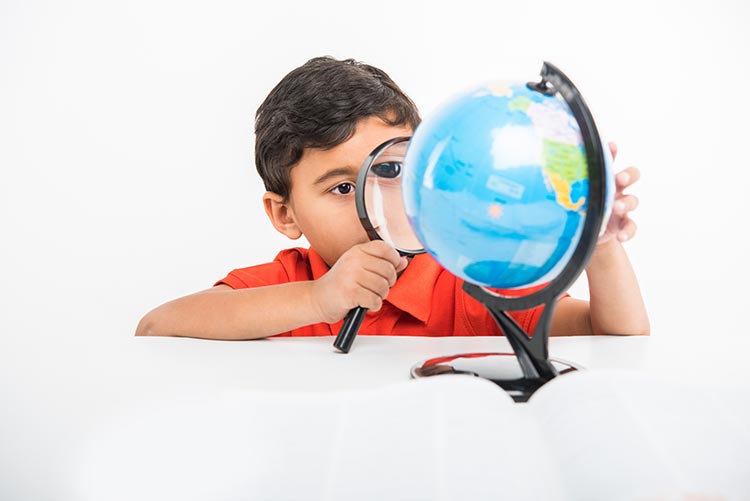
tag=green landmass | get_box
[508,96,532,112]
[543,139,586,183]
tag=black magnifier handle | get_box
[334,306,367,353]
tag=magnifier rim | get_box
[356,136,425,256]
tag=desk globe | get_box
[405,63,614,401]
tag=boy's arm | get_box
[135,281,322,340]
[550,145,649,337]
[135,241,407,340]
[551,238,649,336]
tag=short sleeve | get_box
[214,248,312,289]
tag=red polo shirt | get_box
[216,247,551,338]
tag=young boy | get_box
[136,56,649,340]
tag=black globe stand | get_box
[463,285,561,382]
[411,62,608,403]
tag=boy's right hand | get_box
[310,240,408,323]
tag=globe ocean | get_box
[403,81,613,289]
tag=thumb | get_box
[396,256,409,273]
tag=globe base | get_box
[411,353,580,403]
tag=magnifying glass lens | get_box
[363,141,423,255]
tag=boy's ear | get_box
[263,192,303,240]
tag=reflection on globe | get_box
[403,81,613,289]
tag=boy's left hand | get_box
[598,142,640,246]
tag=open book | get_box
[74,369,750,501]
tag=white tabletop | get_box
[2,334,749,500]
[119,333,749,392]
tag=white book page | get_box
[74,375,564,501]
[329,375,565,501]
[527,369,750,501]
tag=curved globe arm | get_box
[463,62,609,382]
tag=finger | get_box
[361,258,399,287]
[615,167,640,190]
[356,288,384,312]
[617,218,637,242]
[613,194,639,215]
[360,240,403,268]
[356,273,391,301]
[608,141,618,161]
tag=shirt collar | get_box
[307,247,333,282]
[385,253,442,323]
[308,247,442,324]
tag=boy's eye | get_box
[331,182,354,195]
[371,161,402,179]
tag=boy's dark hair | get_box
[255,56,421,200]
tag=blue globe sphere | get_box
[403,81,613,289]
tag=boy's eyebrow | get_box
[313,166,359,186]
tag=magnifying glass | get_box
[333,136,425,353]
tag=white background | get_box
[3,2,749,365]
[3,0,748,344]
[1,0,749,493]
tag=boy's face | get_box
[275,117,413,267]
